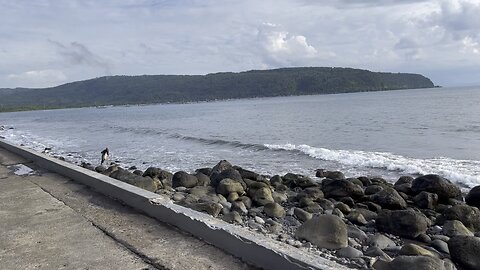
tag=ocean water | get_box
[1,86,479,188]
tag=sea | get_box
[1,86,479,188]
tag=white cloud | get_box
[0,0,480,87]
[257,23,335,67]
[6,69,67,87]
[462,36,480,54]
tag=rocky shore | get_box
[77,159,480,270]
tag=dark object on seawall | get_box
[101,148,109,165]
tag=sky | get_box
[1,0,480,88]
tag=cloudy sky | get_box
[1,0,480,88]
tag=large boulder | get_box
[172,171,198,188]
[143,167,173,187]
[297,187,324,200]
[252,187,274,206]
[395,176,414,186]
[336,246,363,258]
[294,207,312,222]
[323,171,345,180]
[211,160,233,174]
[442,220,474,237]
[373,255,447,270]
[466,186,480,208]
[210,168,243,187]
[411,174,461,202]
[295,215,348,249]
[189,202,223,217]
[367,234,397,250]
[282,173,317,188]
[321,179,364,199]
[263,202,286,218]
[376,209,429,238]
[438,204,480,231]
[371,187,407,210]
[448,236,480,270]
[234,166,267,183]
[399,243,438,257]
[194,172,211,186]
[413,191,438,210]
[216,178,245,196]
[110,168,157,192]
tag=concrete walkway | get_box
[0,148,253,270]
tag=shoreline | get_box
[2,137,480,269]
[80,152,480,269]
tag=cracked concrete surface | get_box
[0,148,254,270]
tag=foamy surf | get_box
[264,143,480,188]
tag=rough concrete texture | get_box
[0,148,253,270]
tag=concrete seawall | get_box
[0,139,349,270]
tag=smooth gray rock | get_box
[172,171,198,188]
[211,160,233,174]
[221,211,242,224]
[414,191,439,210]
[282,173,317,188]
[466,185,480,208]
[336,246,363,258]
[194,172,211,186]
[371,187,407,210]
[365,246,392,262]
[399,243,438,257]
[190,202,223,217]
[347,225,368,243]
[295,215,348,249]
[335,202,352,214]
[442,220,474,237]
[263,202,286,218]
[355,208,378,221]
[448,236,480,270]
[293,207,312,222]
[438,204,480,231]
[322,179,364,199]
[95,165,107,173]
[324,171,345,180]
[412,174,461,202]
[376,209,429,238]
[252,187,274,206]
[365,185,384,195]
[211,168,243,187]
[110,168,158,192]
[431,239,449,254]
[216,178,245,196]
[374,255,447,270]
[367,234,397,249]
[346,210,367,225]
[231,201,248,215]
[272,191,287,204]
[143,167,173,187]
[395,176,414,186]
[189,186,214,197]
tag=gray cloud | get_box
[0,0,480,88]
[49,40,112,75]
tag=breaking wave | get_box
[264,143,480,188]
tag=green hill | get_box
[0,67,434,112]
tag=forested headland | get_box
[0,67,435,112]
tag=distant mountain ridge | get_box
[0,67,434,112]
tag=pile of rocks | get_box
[89,160,480,270]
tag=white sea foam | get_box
[264,143,480,188]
